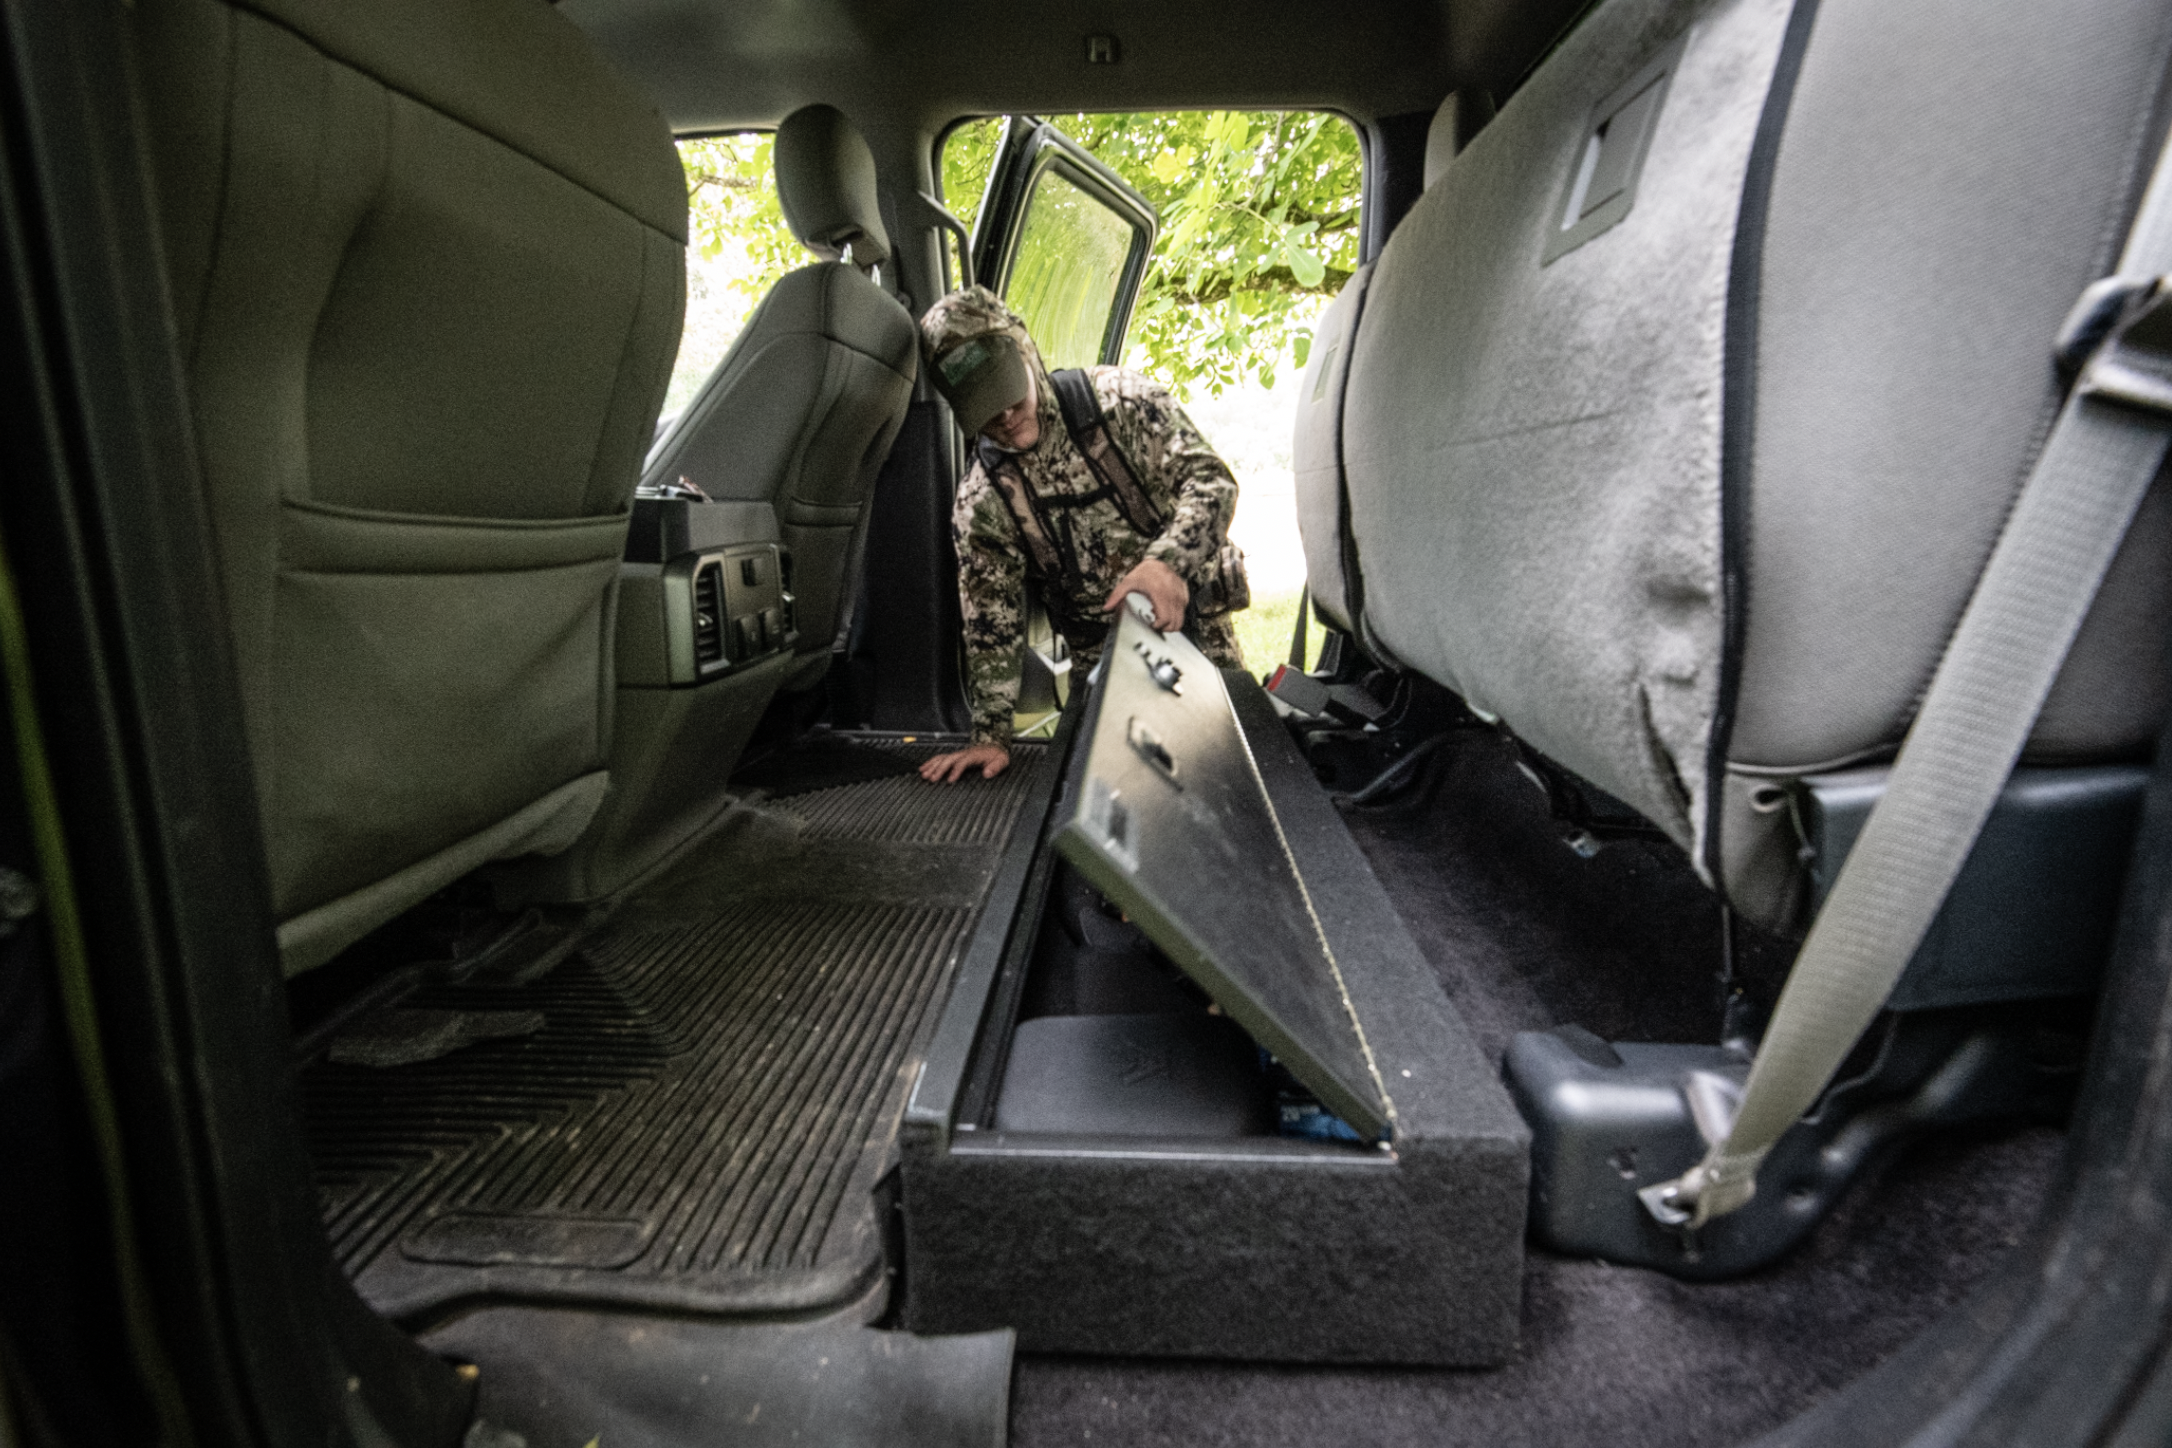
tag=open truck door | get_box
[969,116,1159,368]
[952,117,1162,726]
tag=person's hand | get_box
[920,743,1011,784]
[1103,557,1189,632]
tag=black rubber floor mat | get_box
[788,765,1036,844]
[302,745,1047,1325]
[427,1306,1011,1448]
[730,730,926,798]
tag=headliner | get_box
[562,0,1590,138]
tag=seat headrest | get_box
[1423,89,1497,191]
[775,104,891,268]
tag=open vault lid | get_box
[1051,607,1395,1142]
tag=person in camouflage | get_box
[916,287,1245,784]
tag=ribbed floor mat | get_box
[729,731,923,799]
[737,736,1028,843]
[787,768,1041,844]
[302,742,1046,1324]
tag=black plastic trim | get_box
[1359,109,1430,261]
[1756,721,2172,1446]
[845,398,975,733]
[901,696,1083,1146]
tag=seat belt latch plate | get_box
[2062,275,2172,417]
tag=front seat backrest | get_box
[131,0,688,973]
[644,105,919,693]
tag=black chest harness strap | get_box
[980,369,1164,608]
[980,367,1248,626]
[1048,368,1167,535]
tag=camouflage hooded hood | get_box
[919,286,1065,450]
[918,287,1244,747]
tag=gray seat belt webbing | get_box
[1652,135,2172,1228]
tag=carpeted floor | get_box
[1010,1125,2057,1448]
[1008,730,2066,1448]
[1336,728,1801,1061]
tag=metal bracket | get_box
[907,191,976,291]
[2060,275,2172,416]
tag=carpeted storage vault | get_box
[898,617,1531,1364]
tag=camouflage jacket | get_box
[955,366,1243,746]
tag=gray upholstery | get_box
[647,110,918,689]
[1330,0,2172,930]
[1344,0,1794,869]
[1718,0,2172,918]
[1423,89,1497,190]
[1294,91,1492,646]
[1292,264,1374,638]
[775,103,893,267]
[500,502,798,905]
[513,106,913,906]
[132,0,686,972]
[500,653,798,905]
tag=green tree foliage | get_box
[681,132,803,298]
[666,134,803,415]
[942,112,1362,396]
[667,113,1362,410]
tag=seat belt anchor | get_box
[2057,274,2172,417]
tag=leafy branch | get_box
[669,113,1364,406]
[942,110,1363,397]
[1156,263,1357,308]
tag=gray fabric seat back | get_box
[1714,0,2172,922]
[1292,263,1373,637]
[645,105,919,690]
[1294,89,1492,645]
[1337,0,2172,929]
[131,0,688,972]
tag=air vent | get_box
[692,562,727,670]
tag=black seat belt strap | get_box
[1049,369,1166,537]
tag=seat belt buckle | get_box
[2057,274,2172,417]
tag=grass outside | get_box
[1232,589,1322,679]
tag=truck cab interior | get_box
[4,0,2172,1446]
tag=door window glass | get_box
[941,118,1005,234]
[1006,168,1141,369]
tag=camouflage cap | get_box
[919,286,1043,435]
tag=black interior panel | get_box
[1051,608,1393,1139]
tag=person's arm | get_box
[1112,374,1239,590]
[923,471,1024,783]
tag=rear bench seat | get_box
[1300,0,2172,935]
[1293,0,2172,1273]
